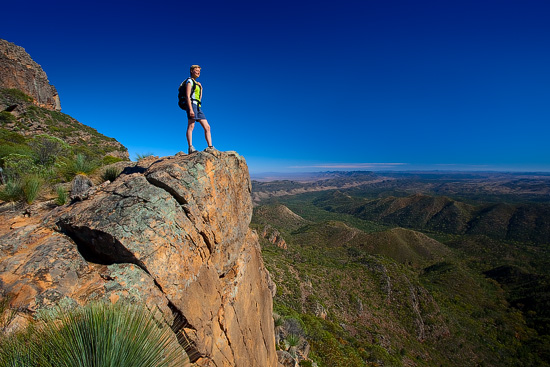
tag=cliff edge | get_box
[0,150,277,367]
[0,39,61,111]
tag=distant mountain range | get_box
[252,170,550,204]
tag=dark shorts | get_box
[186,103,206,121]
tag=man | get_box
[182,65,214,154]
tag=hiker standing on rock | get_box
[178,64,215,154]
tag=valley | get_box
[252,171,550,366]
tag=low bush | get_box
[2,154,38,181]
[102,155,124,165]
[0,179,24,203]
[1,88,33,102]
[0,111,17,124]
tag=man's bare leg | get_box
[198,119,212,147]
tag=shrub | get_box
[1,88,33,102]
[284,317,305,337]
[0,111,17,125]
[274,313,285,346]
[286,333,301,345]
[102,155,124,165]
[0,145,33,167]
[29,134,69,166]
[0,129,28,145]
[61,154,98,180]
[0,302,189,367]
[286,333,301,357]
[2,154,38,181]
[0,179,24,203]
[22,175,43,204]
[55,186,68,206]
[101,166,121,182]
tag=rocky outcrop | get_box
[0,39,128,160]
[0,150,277,367]
[0,39,61,111]
[260,225,288,249]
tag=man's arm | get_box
[186,81,195,118]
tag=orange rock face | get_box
[0,39,61,111]
[0,150,277,367]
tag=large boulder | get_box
[0,150,277,367]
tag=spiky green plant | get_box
[286,333,301,357]
[0,179,24,203]
[24,302,188,367]
[101,166,121,183]
[0,333,35,367]
[274,313,285,347]
[61,153,98,180]
[0,294,35,367]
[55,185,68,206]
[22,175,43,204]
[135,153,153,162]
[72,153,97,175]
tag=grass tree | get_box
[273,313,285,347]
[0,302,190,367]
[285,333,301,358]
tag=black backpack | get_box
[178,78,197,110]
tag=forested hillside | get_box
[252,175,550,367]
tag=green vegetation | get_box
[0,179,24,203]
[55,185,68,206]
[101,166,121,182]
[22,174,43,204]
[0,87,129,206]
[0,302,189,367]
[29,134,69,166]
[254,188,550,366]
[0,111,17,124]
[285,333,301,357]
[1,88,33,103]
[135,153,154,162]
[102,155,124,165]
[60,153,98,180]
[0,147,101,204]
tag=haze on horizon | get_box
[2,0,549,174]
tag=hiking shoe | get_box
[205,146,217,152]
[188,146,197,154]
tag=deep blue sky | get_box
[2,0,549,173]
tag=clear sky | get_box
[2,0,549,173]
